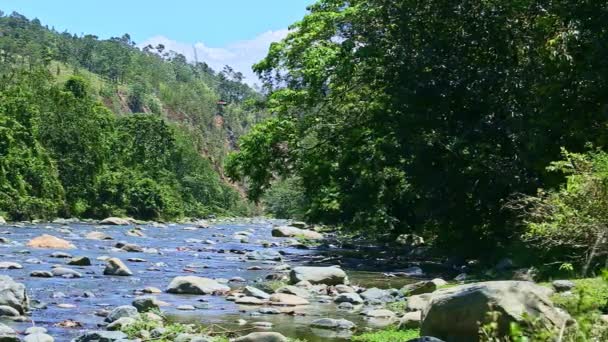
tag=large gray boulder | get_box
[290,266,347,285]
[100,217,130,225]
[420,281,572,341]
[104,258,132,276]
[105,305,139,323]
[0,276,28,315]
[272,226,323,240]
[0,323,18,342]
[166,276,230,295]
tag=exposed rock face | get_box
[420,281,572,341]
[271,226,323,240]
[27,234,75,249]
[290,266,348,285]
[0,276,29,314]
[166,276,230,295]
[100,217,131,225]
[104,258,132,276]
[233,332,288,342]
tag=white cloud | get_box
[139,29,289,86]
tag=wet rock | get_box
[177,305,195,311]
[245,250,282,261]
[25,327,47,335]
[100,217,130,225]
[401,281,437,296]
[272,226,323,240]
[68,256,91,266]
[258,307,281,315]
[132,297,160,312]
[290,266,347,285]
[116,242,143,253]
[0,305,20,317]
[334,292,364,304]
[269,293,309,306]
[72,330,129,342]
[126,228,145,237]
[24,333,54,342]
[0,323,18,342]
[395,266,424,277]
[311,318,356,330]
[50,252,72,258]
[398,311,422,329]
[85,231,113,240]
[104,258,132,276]
[235,296,266,305]
[0,262,22,270]
[360,288,391,302]
[142,287,162,294]
[276,285,310,299]
[243,286,270,299]
[127,258,146,262]
[234,332,288,342]
[364,309,396,319]
[420,281,572,340]
[105,305,139,323]
[166,276,230,295]
[25,258,41,264]
[107,317,136,331]
[27,234,75,249]
[553,280,575,293]
[230,277,246,282]
[51,267,82,278]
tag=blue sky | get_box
[0,0,315,84]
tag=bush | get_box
[262,177,307,219]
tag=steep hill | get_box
[0,11,264,220]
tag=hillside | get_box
[0,11,264,220]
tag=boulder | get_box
[334,293,364,304]
[364,309,396,319]
[360,288,391,302]
[398,311,422,329]
[243,286,270,300]
[310,318,356,330]
[166,276,230,295]
[290,266,347,285]
[0,305,20,317]
[276,285,310,299]
[30,271,53,278]
[0,323,18,342]
[269,293,309,306]
[235,296,265,305]
[27,234,75,249]
[100,217,130,225]
[132,296,160,312]
[85,231,113,240]
[401,281,437,296]
[105,305,139,323]
[71,331,128,342]
[0,276,28,315]
[68,257,91,266]
[0,262,22,270]
[245,250,282,261]
[553,280,576,293]
[104,258,132,276]
[420,281,572,340]
[234,332,288,342]
[24,333,54,342]
[290,221,307,229]
[106,317,136,331]
[272,226,323,240]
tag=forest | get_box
[0,11,262,221]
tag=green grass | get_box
[353,328,419,342]
[386,300,408,314]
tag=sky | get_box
[0,0,315,84]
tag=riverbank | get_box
[0,218,606,341]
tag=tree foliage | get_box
[228,0,608,254]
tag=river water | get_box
[0,219,415,341]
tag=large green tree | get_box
[227,0,608,253]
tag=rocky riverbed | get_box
[0,218,421,341]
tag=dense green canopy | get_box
[227,0,608,254]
